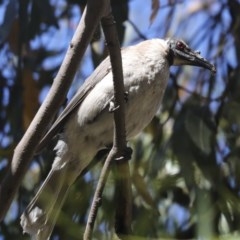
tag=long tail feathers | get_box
[21,164,71,240]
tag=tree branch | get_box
[84,3,132,239]
[0,0,108,220]
[102,14,132,238]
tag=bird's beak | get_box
[175,49,216,73]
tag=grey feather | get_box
[36,57,112,152]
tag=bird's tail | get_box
[21,155,78,240]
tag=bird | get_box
[20,38,216,239]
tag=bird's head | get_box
[167,39,216,73]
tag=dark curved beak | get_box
[176,49,216,74]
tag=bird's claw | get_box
[108,91,129,112]
[109,101,120,112]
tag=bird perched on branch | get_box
[21,38,215,239]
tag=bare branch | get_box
[84,148,116,240]
[0,0,108,220]
[84,3,132,239]
[102,9,132,238]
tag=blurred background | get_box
[0,0,240,239]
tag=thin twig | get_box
[102,9,132,237]
[83,148,117,240]
[128,19,147,40]
[84,3,132,239]
[102,11,132,238]
[176,83,225,102]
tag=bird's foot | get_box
[108,91,129,112]
[109,100,120,112]
[115,146,132,162]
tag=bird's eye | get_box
[176,41,185,50]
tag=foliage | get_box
[0,0,240,239]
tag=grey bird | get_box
[21,38,216,239]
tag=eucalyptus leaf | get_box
[185,111,212,155]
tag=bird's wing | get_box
[36,57,111,152]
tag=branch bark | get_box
[0,0,108,220]
[84,4,132,240]
[102,13,132,239]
